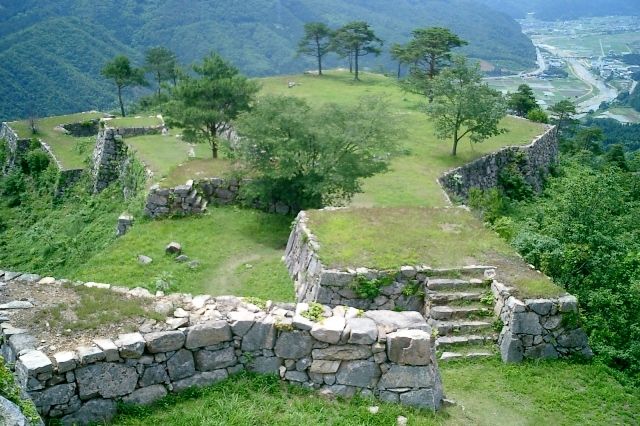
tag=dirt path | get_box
[206,253,264,295]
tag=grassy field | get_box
[106,115,164,128]
[109,360,640,426]
[9,111,105,169]
[70,206,294,300]
[307,207,561,298]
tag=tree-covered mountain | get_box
[478,0,639,21]
[0,0,536,120]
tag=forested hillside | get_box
[479,0,639,20]
[0,0,535,120]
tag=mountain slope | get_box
[0,0,535,120]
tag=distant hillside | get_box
[478,0,639,20]
[0,0,535,121]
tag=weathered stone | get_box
[195,347,237,371]
[140,364,169,387]
[166,317,189,330]
[94,339,119,362]
[364,310,428,333]
[511,312,543,335]
[138,255,153,265]
[0,301,33,309]
[241,316,276,351]
[116,333,146,358]
[154,300,174,316]
[9,333,37,354]
[17,350,52,376]
[75,363,137,399]
[129,287,154,298]
[274,331,313,359]
[500,331,524,363]
[167,349,195,380]
[0,395,33,426]
[165,242,182,255]
[284,371,308,382]
[16,273,41,283]
[386,329,432,366]
[399,389,440,410]
[379,390,399,404]
[543,315,562,330]
[347,318,378,345]
[144,331,186,353]
[292,314,314,331]
[172,370,229,393]
[185,320,232,349]
[77,346,105,364]
[557,329,589,349]
[525,343,559,359]
[53,351,77,373]
[31,383,76,409]
[310,316,346,344]
[312,345,372,361]
[228,311,256,336]
[335,360,380,388]
[525,299,553,316]
[249,356,281,374]
[309,360,341,374]
[123,384,168,405]
[378,365,435,389]
[558,295,578,313]
[61,398,116,425]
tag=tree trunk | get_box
[157,71,162,97]
[316,38,323,76]
[117,85,125,117]
[348,52,353,73]
[452,130,459,156]
[429,54,437,78]
[354,48,360,80]
[397,61,401,79]
[211,142,218,159]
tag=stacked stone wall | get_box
[1,122,31,173]
[491,281,592,362]
[91,128,129,193]
[439,124,558,201]
[0,272,444,425]
[61,120,100,137]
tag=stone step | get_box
[435,334,497,350]
[426,278,490,291]
[439,350,496,362]
[433,320,494,336]
[428,266,496,281]
[427,291,485,305]
[429,305,492,321]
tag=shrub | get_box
[491,216,517,241]
[526,108,549,123]
[468,188,506,223]
[23,149,50,175]
[0,170,25,206]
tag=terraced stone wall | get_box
[91,128,129,193]
[0,271,444,425]
[491,282,592,362]
[439,124,558,201]
[0,122,31,173]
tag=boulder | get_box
[312,345,372,361]
[386,329,432,366]
[167,349,195,380]
[347,318,378,345]
[310,316,346,344]
[241,316,276,351]
[137,255,153,265]
[194,347,237,371]
[378,365,436,389]
[140,364,169,387]
[185,321,232,349]
[274,331,313,359]
[335,360,380,388]
[500,330,524,363]
[75,363,137,399]
[61,398,116,425]
[122,384,167,405]
[116,333,146,358]
[172,370,228,393]
[165,242,182,255]
[144,331,186,353]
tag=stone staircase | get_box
[424,269,499,362]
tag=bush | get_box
[491,216,517,241]
[527,108,549,123]
[498,162,534,201]
[511,229,563,273]
[468,188,506,223]
[0,170,25,206]
[22,149,50,175]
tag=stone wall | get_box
[91,128,129,193]
[144,178,292,219]
[0,272,444,425]
[491,281,592,363]
[113,125,164,138]
[0,122,31,173]
[61,120,100,137]
[439,124,558,201]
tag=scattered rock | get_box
[368,406,379,414]
[175,255,190,263]
[138,255,153,265]
[165,242,182,255]
[397,415,408,426]
[0,301,34,309]
[187,260,200,269]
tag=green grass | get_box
[71,206,294,300]
[307,207,562,298]
[163,159,235,187]
[109,360,640,426]
[9,111,105,170]
[105,115,164,128]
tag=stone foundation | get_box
[0,272,444,425]
[439,124,558,201]
[491,281,592,362]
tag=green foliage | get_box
[549,99,578,136]
[152,271,176,293]
[297,22,333,76]
[22,149,50,175]
[102,55,147,117]
[245,297,267,310]
[401,281,424,297]
[235,95,400,210]
[480,292,494,306]
[604,144,628,171]
[468,188,506,223]
[426,56,508,156]
[351,274,394,300]
[301,302,325,322]
[492,318,505,333]
[0,139,7,166]
[0,170,26,207]
[332,21,383,80]
[490,216,517,241]
[0,357,40,425]
[166,53,259,159]
[507,84,538,117]
[497,161,534,201]
[144,46,178,96]
[526,108,549,124]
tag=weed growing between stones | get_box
[301,302,324,322]
[0,356,41,425]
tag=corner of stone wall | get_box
[491,281,591,363]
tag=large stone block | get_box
[309,360,341,374]
[53,351,77,373]
[75,363,138,399]
[241,316,276,351]
[399,388,440,410]
[557,329,589,349]
[312,345,372,361]
[144,331,186,353]
[386,329,432,366]
[500,331,524,363]
[116,333,146,358]
[195,347,237,371]
[274,331,313,359]
[31,383,76,409]
[249,356,281,374]
[17,351,52,377]
[310,316,346,344]
[172,370,229,393]
[123,384,168,405]
[378,365,436,389]
[61,398,116,426]
[335,360,380,388]
[511,312,543,335]
[228,311,256,336]
[347,318,378,345]
[140,364,169,387]
[167,349,195,380]
[364,310,428,333]
[185,320,232,349]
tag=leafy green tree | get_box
[101,55,147,117]
[508,84,538,117]
[297,23,333,76]
[526,108,549,123]
[570,127,604,155]
[426,56,507,156]
[166,53,260,159]
[389,43,414,79]
[144,47,178,96]
[549,99,577,136]
[605,144,628,170]
[332,21,383,81]
[407,27,467,79]
[235,95,400,210]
